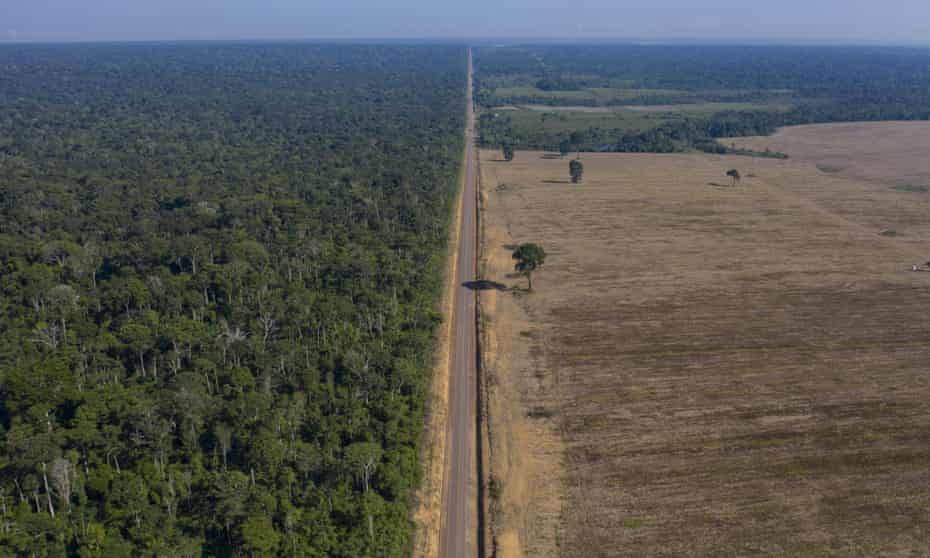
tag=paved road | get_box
[439,48,478,558]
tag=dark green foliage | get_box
[570,160,584,184]
[0,43,465,557]
[726,169,741,185]
[534,77,584,92]
[512,243,546,291]
[479,112,519,151]
[475,45,930,153]
[476,44,930,106]
[502,144,515,162]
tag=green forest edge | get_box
[474,45,930,157]
[0,44,466,557]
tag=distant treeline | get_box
[482,90,790,108]
[475,44,930,101]
[475,45,930,153]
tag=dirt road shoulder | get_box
[478,149,566,558]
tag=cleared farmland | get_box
[478,123,930,558]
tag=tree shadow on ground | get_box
[541,153,565,160]
[463,280,509,291]
[707,182,733,188]
[543,180,571,184]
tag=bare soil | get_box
[478,123,930,558]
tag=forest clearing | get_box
[478,122,930,557]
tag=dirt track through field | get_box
[479,124,930,557]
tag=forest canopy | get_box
[0,43,465,557]
[474,45,930,153]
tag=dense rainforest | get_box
[0,43,465,557]
[475,45,930,152]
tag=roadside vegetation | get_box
[0,43,465,557]
[475,45,930,154]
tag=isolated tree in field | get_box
[502,144,514,162]
[558,140,572,159]
[570,159,584,184]
[726,168,741,185]
[512,243,546,291]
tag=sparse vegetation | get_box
[487,476,503,502]
[891,184,929,193]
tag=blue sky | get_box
[3,0,930,44]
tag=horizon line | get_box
[1,35,930,49]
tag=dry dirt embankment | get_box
[478,151,566,558]
[477,124,930,557]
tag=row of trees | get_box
[500,144,582,182]
[0,44,467,556]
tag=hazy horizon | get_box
[4,0,930,46]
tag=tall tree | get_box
[512,243,547,291]
[570,159,584,184]
[502,144,515,162]
[726,168,741,185]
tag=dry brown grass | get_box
[479,123,930,558]
[733,121,930,189]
